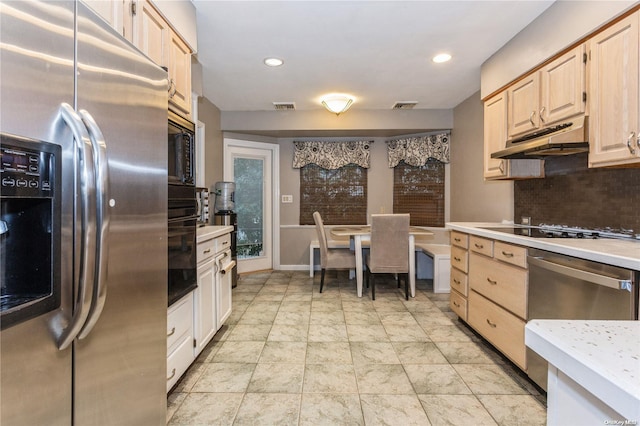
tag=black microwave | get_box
[168,110,195,185]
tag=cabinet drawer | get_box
[468,291,526,369]
[166,335,193,392]
[451,246,469,274]
[450,231,469,249]
[469,236,493,257]
[214,233,232,254]
[494,241,527,268]
[450,267,468,296]
[167,293,193,352]
[197,238,216,263]
[450,290,467,321]
[469,253,527,318]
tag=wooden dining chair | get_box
[365,214,410,300]
[313,211,357,293]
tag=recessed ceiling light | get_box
[264,57,284,67]
[432,53,452,63]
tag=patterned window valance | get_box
[293,140,372,169]
[386,132,450,167]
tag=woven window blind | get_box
[300,164,367,225]
[393,160,444,226]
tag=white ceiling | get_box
[193,1,555,113]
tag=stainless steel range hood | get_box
[492,116,589,159]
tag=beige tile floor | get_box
[167,270,547,425]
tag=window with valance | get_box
[386,133,450,226]
[293,141,371,225]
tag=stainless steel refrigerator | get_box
[0,1,168,424]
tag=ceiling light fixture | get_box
[320,94,354,115]
[264,57,284,67]
[432,53,452,63]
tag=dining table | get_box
[330,225,434,298]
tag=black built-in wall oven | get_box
[167,112,197,306]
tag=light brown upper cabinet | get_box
[508,45,586,138]
[135,0,169,69]
[588,11,640,167]
[507,73,540,137]
[483,91,544,180]
[168,30,192,116]
[540,45,587,126]
[484,91,509,179]
[83,0,124,34]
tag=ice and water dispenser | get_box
[212,182,238,288]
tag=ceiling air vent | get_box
[273,102,296,111]
[392,101,418,110]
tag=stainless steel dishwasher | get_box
[526,248,638,391]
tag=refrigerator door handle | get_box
[77,110,111,339]
[57,103,98,350]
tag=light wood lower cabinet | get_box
[450,233,529,371]
[469,253,527,318]
[449,290,468,320]
[449,232,469,321]
[449,267,468,296]
[450,246,469,274]
[468,290,526,369]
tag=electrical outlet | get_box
[521,216,531,225]
[281,195,293,203]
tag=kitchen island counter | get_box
[526,320,640,423]
[446,222,640,270]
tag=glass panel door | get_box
[223,140,274,273]
[234,157,264,259]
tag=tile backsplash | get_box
[514,154,639,234]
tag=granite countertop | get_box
[525,320,640,421]
[446,222,640,270]
[197,225,234,243]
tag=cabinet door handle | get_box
[539,107,546,123]
[453,278,461,285]
[453,256,461,262]
[487,277,497,285]
[529,111,536,126]
[167,368,176,381]
[474,243,484,249]
[452,301,460,308]
[454,237,461,242]
[627,132,636,154]
[203,248,211,254]
[167,327,176,337]
[486,319,497,328]
[501,251,514,258]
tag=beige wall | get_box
[278,137,395,226]
[450,91,513,223]
[197,96,223,190]
[481,1,636,98]
[221,109,452,135]
[220,133,450,268]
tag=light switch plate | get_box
[281,195,293,203]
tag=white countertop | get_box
[525,320,640,421]
[446,222,640,270]
[196,225,233,243]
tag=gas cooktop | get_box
[479,225,639,240]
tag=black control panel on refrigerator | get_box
[0,133,61,329]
